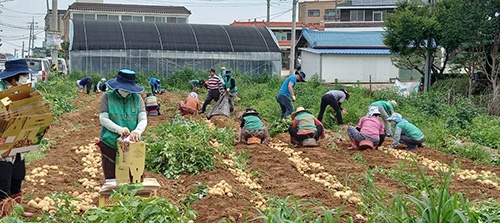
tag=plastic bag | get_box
[207,94,230,119]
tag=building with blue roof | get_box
[296,27,403,83]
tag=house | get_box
[44,9,67,36]
[231,20,323,69]
[298,0,343,26]
[296,27,402,83]
[61,2,191,41]
[69,20,281,76]
[324,0,398,31]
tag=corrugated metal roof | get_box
[300,48,390,55]
[301,28,386,48]
[68,2,191,15]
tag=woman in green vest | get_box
[387,113,424,150]
[222,70,237,113]
[98,69,147,179]
[289,107,325,146]
[239,108,267,144]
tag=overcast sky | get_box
[0,0,295,56]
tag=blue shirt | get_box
[149,77,160,85]
[278,75,297,98]
[79,77,92,86]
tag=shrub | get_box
[469,116,500,149]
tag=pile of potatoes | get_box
[270,141,364,205]
[208,180,233,197]
[249,192,267,210]
[25,165,64,186]
[223,158,262,190]
[205,120,216,130]
[458,169,500,188]
[209,138,221,147]
[27,194,95,214]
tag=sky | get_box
[0,0,296,56]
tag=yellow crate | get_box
[98,189,157,207]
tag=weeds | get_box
[352,153,367,165]
[232,150,251,171]
[181,183,209,206]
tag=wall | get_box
[302,52,398,83]
[298,1,339,25]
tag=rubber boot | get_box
[10,193,34,217]
[348,138,358,150]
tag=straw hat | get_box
[291,107,312,119]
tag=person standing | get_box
[288,107,324,146]
[276,71,306,119]
[218,67,227,78]
[317,89,349,125]
[347,106,385,150]
[98,69,147,179]
[199,68,225,114]
[387,113,424,150]
[0,58,36,217]
[222,70,237,113]
[149,77,162,95]
[77,76,93,94]
[369,100,397,136]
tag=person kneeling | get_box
[179,92,200,116]
[239,108,268,144]
[387,113,424,150]
[347,106,385,150]
[289,107,324,147]
[145,93,161,116]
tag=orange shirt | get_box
[183,96,200,111]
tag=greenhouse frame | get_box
[69,20,282,76]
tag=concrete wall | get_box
[301,51,321,81]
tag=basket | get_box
[358,140,375,150]
[247,137,261,145]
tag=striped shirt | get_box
[206,75,224,90]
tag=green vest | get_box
[296,112,317,132]
[0,81,8,91]
[222,76,237,93]
[396,122,424,140]
[100,91,141,149]
[243,115,264,130]
[371,101,394,115]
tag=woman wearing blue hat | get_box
[97,69,148,179]
[0,58,36,217]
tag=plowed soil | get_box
[22,91,500,223]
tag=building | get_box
[296,28,417,83]
[44,9,67,35]
[61,2,191,41]
[231,20,323,69]
[69,20,281,76]
[325,0,399,31]
[298,0,343,26]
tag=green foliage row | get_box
[34,75,79,117]
[2,189,195,223]
[143,115,236,179]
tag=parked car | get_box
[25,58,52,82]
[46,57,68,75]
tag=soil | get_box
[21,91,500,223]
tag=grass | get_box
[24,138,56,164]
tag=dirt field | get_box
[22,92,500,222]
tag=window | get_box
[73,13,83,20]
[96,14,107,21]
[324,9,337,21]
[373,10,384,21]
[167,17,176,23]
[155,17,165,23]
[132,16,143,22]
[177,18,187,24]
[121,15,132,21]
[144,16,155,22]
[108,15,119,21]
[308,9,320,17]
[350,10,365,21]
[84,14,95,20]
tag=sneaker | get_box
[407,145,417,150]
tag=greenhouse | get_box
[68,20,282,76]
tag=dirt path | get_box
[21,91,500,222]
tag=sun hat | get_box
[189,92,198,98]
[367,106,381,117]
[389,100,398,108]
[291,106,312,119]
[101,78,106,82]
[0,58,36,79]
[225,70,232,76]
[220,67,226,71]
[387,113,403,122]
[106,69,144,93]
[146,92,153,97]
[242,108,259,117]
[340,88,350,100]
[297,71,306,82]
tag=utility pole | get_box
[13,49,17,57]
[50,0,58,67]
[266,0,271,27]
[424,0,435,92]
[27,19,33,58]
[289,0,298,75]
[21,41,25,58]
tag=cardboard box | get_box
[98,178,161,207]
[0,84,54,158]
[115,139,146,184]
